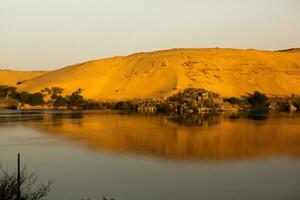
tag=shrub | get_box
[157,103,173,113]
[224,97,240,104]
[115,101,137,111]
[82,100,103,110]
[247,91,269,115]
[28,93,45,106]
[50,87,64,100]
[0,86,18,98]
[0,98,18,109]
[16,92,31,104]
[0,167,52,200]
[67,89,85,108]
[53,96,69,107]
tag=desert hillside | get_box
[17,48,300,100]
[0,70,45,86]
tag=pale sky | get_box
[0,0,299,70]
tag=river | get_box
[0,110,299,200]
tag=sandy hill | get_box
[18,48,300,100]
[0,70,45,86]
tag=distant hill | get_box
[7,48,300,100]
[0,70,45,86]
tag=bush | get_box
[115,101,137,111]
[0,167,52,200]
[224,97,240,104]
[67,89,85,108]
[0,98,18,109]
[247,91,269,115]
[16,92,31,104]
[82,100,103,110]
[50,87,64,100]
[53,96,69,107]
[28,93,45,106]
[0,86,18,98]
[157,103,173,113]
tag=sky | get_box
[0,0,300,70]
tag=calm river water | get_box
[0,110,300,200]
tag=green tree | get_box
[53,96,68,107]
[247,91,269,115]
[67,89,85,108]
[50,87,64,100]
[28,93,45,106]
[224,97,240,104]
[16,92,31,104]
[0,86,18,98]
[40,88,51,96]
[157,103,173,113]
[115,101,137,111]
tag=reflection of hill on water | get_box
[4,112,300,162]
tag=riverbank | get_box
[1,86,300,115]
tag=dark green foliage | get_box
[247,91,269,115]
[40,88,51,96]
[28,93,45,106]
[115,101,138,111]
[0,86,17,98]
[82,100,103,110]
[67,89,85,108]
[53,96,68,107]
[0,86,45,107]
[0,167,52,200]
[157,103,173,113]
[50,87,64,100]
[249,103,269,115]
[51,87,64,95]
[101,102,116,110]
[16,92,31,104]
[247,91,268,105]
[224,97,240,104]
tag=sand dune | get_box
[12,48,300,99]
[0,70,45,86]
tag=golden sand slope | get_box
[19,48,300,100]
[0,70,45,86]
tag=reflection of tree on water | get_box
[47,111,84,127]
[168,113,221,127]
[247,114,268,121]
[0,111,43,123]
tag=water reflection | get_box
[7,111,295,162]
[168,113,221,127]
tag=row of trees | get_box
[0,86,44,106]
[41,87,85,108]
[0,86,86,108]
[1,85,297,116]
